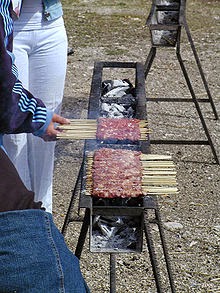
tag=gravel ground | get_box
[53,0,220,292]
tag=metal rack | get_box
[144,0,219,164]
[62,61,176,292]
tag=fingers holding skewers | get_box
[42,114,70,141]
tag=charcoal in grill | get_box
[100,79,137,118]
[151,30,178,46]
[90,214,143,253]
[157,0,180,4]
[101,79,134,96]
[157,10,179,24]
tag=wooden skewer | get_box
[142,181,177,184]
[84,189,178,196]
[142,191,178,195]
[142,171,177,175]
[86,178,177,187]
[66,119,148,123]
[85,186,178,191]
[57,137,95,139]
[59,119,148,127]
[141,154,173,160]
[57,124,150,130]
[57,135,150,140]
[86,185,177,190]
[58,131,150,135]
[87,154,175,164]
[138,137,149,141]
[142,187,178,193]
[144,178,176,182]
[141,163,175,168]
[57,133,96,137]
[58,128,150,134]
[69,119,96,122]
[59,124,96,127]
[87,160,175,169]
[143,186,178,190]
[59,124,149,129]
[86,180,177,186]
[57,135,96,139]
[64,118,148,126]
[142,169,176,173]
[58,127,97,131]
[142,175,177,180]
[143,177,177,181]
[141,159,174,163]
[58,130,96,134]
[86,175,177,180]
[68,119,96,122]
[86,171,177,180]
[57,136,149,140]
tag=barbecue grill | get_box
[62,61,176,292]
[144,0,219,164]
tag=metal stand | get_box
[144,0,219,164]
[61,61,176,292]
[62,182,176,292]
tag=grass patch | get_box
[105,48,129,56]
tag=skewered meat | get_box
[96,118,141,141]
[91,148,142,198]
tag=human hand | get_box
[42,113,70,141]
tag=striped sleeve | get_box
[0,1,51,136]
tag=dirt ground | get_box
[53,0,220,292]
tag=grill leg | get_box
[75,208,90,259]
[144,46,156,79]
[61,163,83,235]
[176,42,219,164]
[110,253,117,293]
[143,209,163,293]
[155,208,176,292]
[183,20,218,120]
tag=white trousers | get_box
[3,25,67,213]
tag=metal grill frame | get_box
[62,61,176,292]
[144,0,219,164]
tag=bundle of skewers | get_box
[85,148,178,198]
[57,118,150,141]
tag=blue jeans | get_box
[0,210,90,293]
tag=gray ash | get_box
[151,30,177,46]
[100,79,137,118]
[157,0,180,6]
[157,10,179,25]
[91,215,142,252]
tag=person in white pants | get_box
[3,0,68,213]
